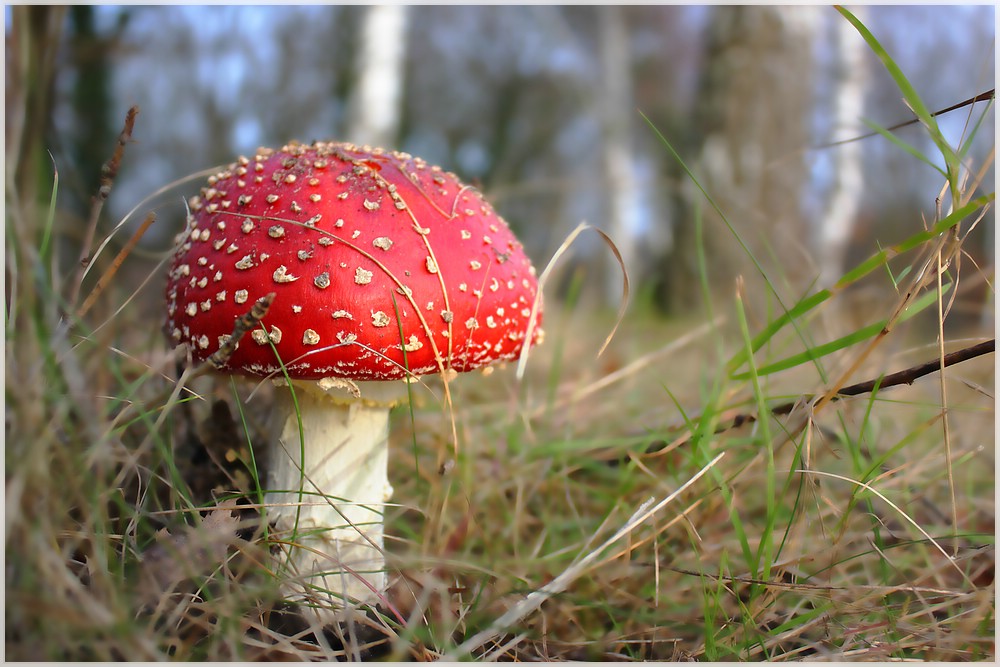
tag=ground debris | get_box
[136,500,244,608]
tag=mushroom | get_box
[163,141,543,621]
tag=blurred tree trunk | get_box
[60,5,131,216]
[665,6,821,314]
[598,5,639,306]
[816,8,869,288]
[346,5,408,148]
[6,6,66,210]
[67,6,117,202]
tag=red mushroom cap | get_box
[164,141,543,381]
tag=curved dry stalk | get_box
[78,163,226,288]
[516,221,630,380]
[793,468,974,587]
[441,451,725,660]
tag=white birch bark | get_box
[347,5,408,148]
[599,5,639,305]
[818,8,870,287]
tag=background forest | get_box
[16,5,997,312]
[5,5,996,661]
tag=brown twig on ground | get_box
[68,105,139,307]
[637,338,994,458]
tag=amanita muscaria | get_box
[164,141,543,620]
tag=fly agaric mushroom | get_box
[164,141,542,619]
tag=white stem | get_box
[266,381,396,618]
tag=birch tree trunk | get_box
[666,6,822,313]
[816,8,869,287]
[598,5,640,306]
[346,5,409,148]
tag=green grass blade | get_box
[836,195,990,287]
[732,282,952,379]
[726,193,992,376]
[734,287,776,586]
[39,154,59,262]
[230,376,267,511]
[836,6,961,195]
[861,117,947,177]
[639,110,776,296]
[956,97,995,162]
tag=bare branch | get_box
[636,339,994,459]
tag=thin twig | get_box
[637,339,994,458]
[108,293,278,438]
[209,292,277,369]
[814,89,995,149]
[108,293,277,489]
[790,339,993,406]
[75,211,156,319]
[68,105,139,307]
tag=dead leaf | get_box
[136,500,244,608]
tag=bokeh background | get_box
[8,5,995,319]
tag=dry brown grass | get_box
[6,250,993,659]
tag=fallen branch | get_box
[776,338,992,417]
[636,338,994,459]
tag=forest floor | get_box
[5,256,995,660]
